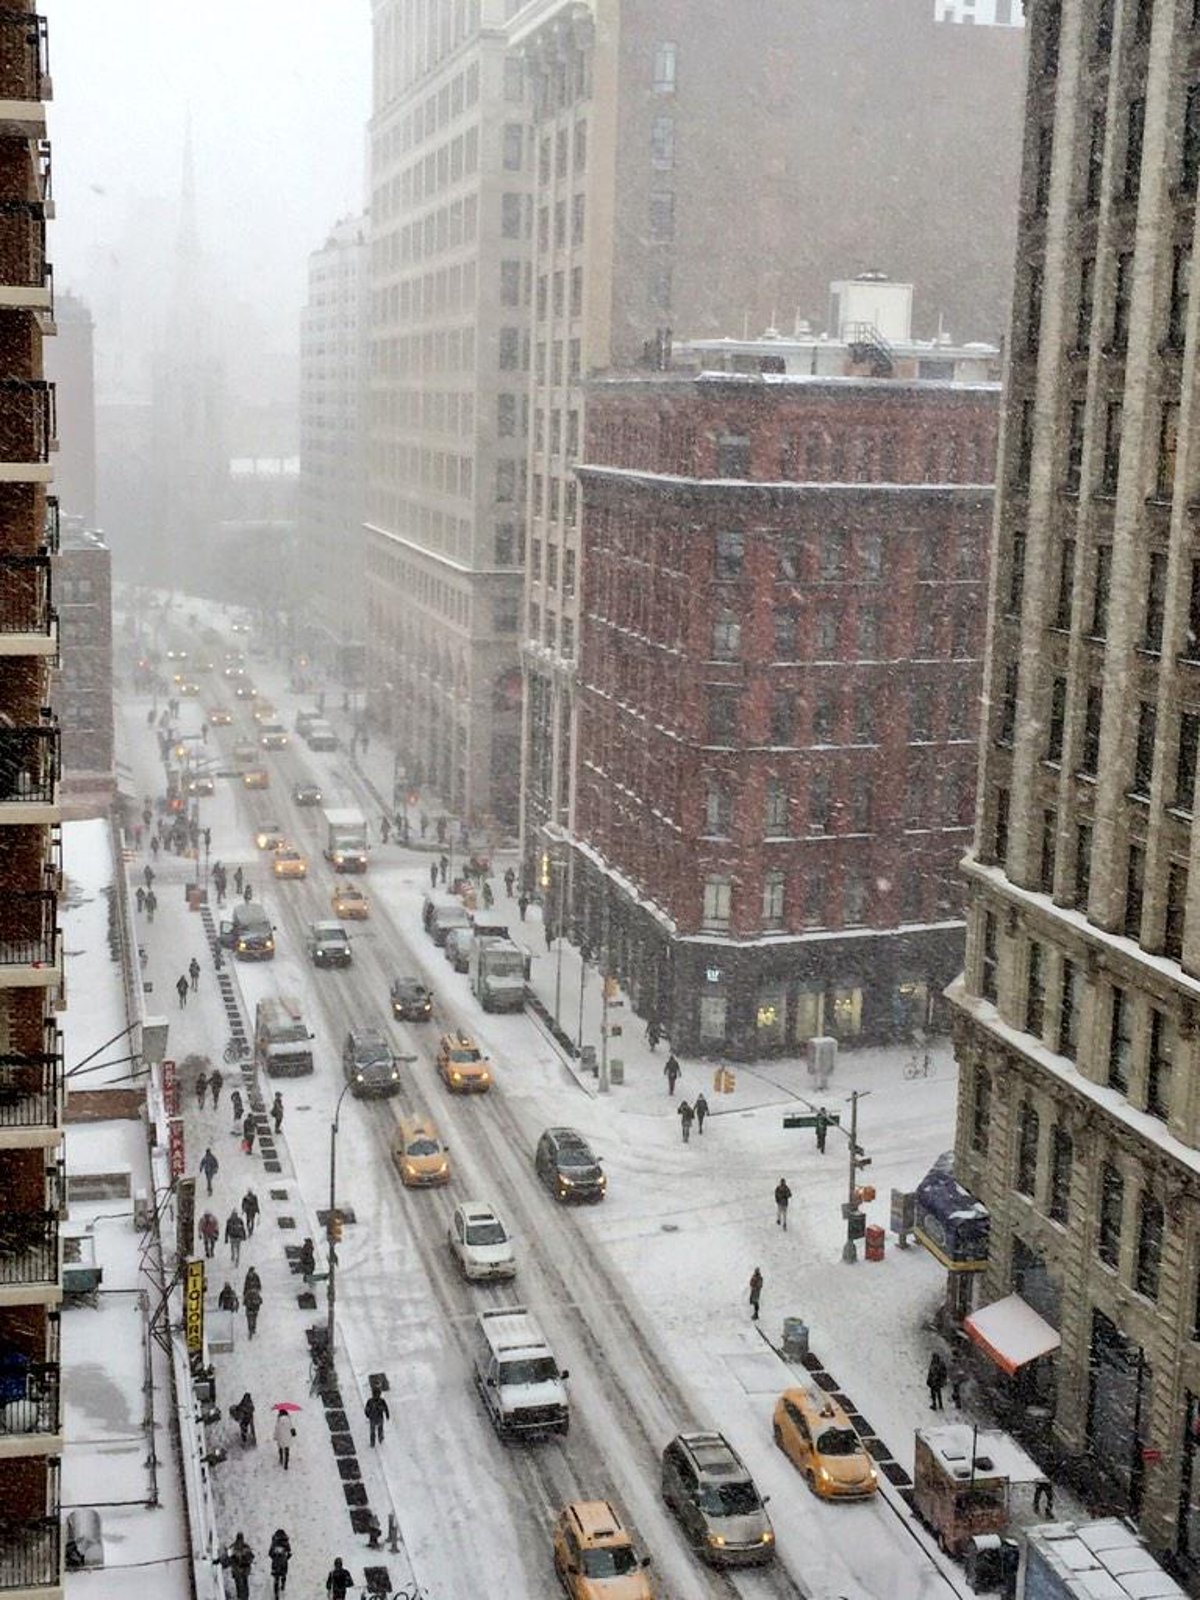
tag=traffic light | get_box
[853,1185,877,1205]
[327,1210,343,1245]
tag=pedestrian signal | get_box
[328,1210,343,1244]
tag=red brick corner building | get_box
[570,310,1000,1056]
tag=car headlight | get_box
[707,1534,726,1548]
[390,1070,399,1081]
[354,1072,364,1082]
[761,1531,774,1544]
[435,1161,448,1174]
[558,1174,573,1186]
[451,1071,461,1082]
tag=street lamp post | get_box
[325,1081,354,1361]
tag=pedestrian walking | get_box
[1032,1478,1055,1517]
[234,865,244,895]
[663,1054,681,1096]
[145,888,157,922]
[927,1350,947,1411]
[199,1146,219,1196]
[646,1015,663,1051]
[217,1282,239,1313]
[419,810,429,838]
[774,1176,792,1229]
[208,1068,223,1109]
[694,1092,709,1134]
[298,1238,316,1282]
[364,1389,390,1447]
[226,1533,254,1600]
[150,835,160,860]
[815,1105,831,1154]
[429,861,438,890]
[229,1390,256,1446]
[504,866,515,897]
[176,974,189,1008]
[270,1092,284,1135]
[195,1070,209,1111]
[749,1266,763,1321]
[243,882,253,903]
[273,1407,295,1469]
[199,1211,219,1258]
[439,853,449,885]
[203,826,211,853]
[948,1352,966,1408]
[241,1188,260,1236]
[436,815,447,845]
[268,1530,292,1597]
[678,1098,694,1143]
[325,1558,353,1599]
[243,1265,261,1300]
[517,891,529,921]
[135,886,145,913]
[482,878,494,909]
[380,815,390,844]
[143,863,154,891]
[230,1087,243,1128]
[189,955,201,991]
[242,1112,256,1155]
[244,1277,263,1339]
[224,1210,246,1266]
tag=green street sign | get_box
[782,1112,842,1130]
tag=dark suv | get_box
[342,1026,400,1099]
[661,1432,774,1568]
[390,975,433,1022]
[535,1128,606,1203]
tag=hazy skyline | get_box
[42,1,372,401]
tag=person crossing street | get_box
[678,1099,694,1143]
[774,1176,793,1230]
[188,955,201,991]
[364,1388,390,1447]
[693,1092,709,1134]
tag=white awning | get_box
[964,1293,1061,1375]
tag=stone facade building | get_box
[573,317,1000,1055]
[948,0,1200,1567]
[53,522,113,818]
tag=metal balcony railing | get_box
[0,724,58,803]
[42,495,57,554]
[0,1355,58,1436]
[0,1513,59,1592]
[0,13,49,103]
[0,1045,59,1128]
[0,552,50,636]
[0,380,52,464]
[0,202,45,293]
[0,1208,56,1287]
[41,824,60,891]
[33,138,49,209]
[0,891,57,969]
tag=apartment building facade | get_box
[53,522,112,819]
[574,335,998,1055]
[948,0,1200,1567]
[508,0,1025,887]
[0,13,66,1598]
[365,0,528,827]
[298,216,368,682]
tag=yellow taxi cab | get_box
[272,846,308,880]
[552,1502,654,1599]
[392,1116,450,1188]
[436,1030,492,1093]
[208,706,233,726]
[242,767,270,790]
[332,883,369,920]
[771,1388,879,1501]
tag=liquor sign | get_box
[168,1116,185,1180]
[184,1258,205,1354]
[161,1058,179,1116]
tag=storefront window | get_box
[892,978,929,1035]
[698,993,727,1045]
[793,986,823,1042]
[830,985,862,1037]
[756,983,786,1047]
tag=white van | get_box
[473,1306,569,1439]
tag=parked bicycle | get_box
[223,1035,250,1064]
[903,1052,933,1080]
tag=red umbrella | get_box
[272,1402,302,1414]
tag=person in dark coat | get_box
[199,1211,219,1258]
[199,1146,219,1196]
[749,1267,763,1321]
[325,1558,353,1599]
[693,1092,709,1134]
[143,863,154,891]
[298,1237,316,1281]
[226,1533,254,1600]
[176,973,190,1008]
[242,1112,256,1154]
[224,1210,247,1266]
[517,891,528,920]
[208,1069,224,1109]
[244,1277,263,1340]
[429,861,438,890]
[775,1177,793,1229]
[217,1282,239,1313]
[230,1087,244,1127]
[678,1099,694,1143]
[663,1054,681,1096]
[815,1106,831,1154]
[271,1092,284,1135]
[189,955,201,991]
[195,1070,209,1111]
[144,888,158,921]
[268,1529,292,1597]
[645,1016,663,1051]
[135,885,145,913]
[233,865,244,895]
[380,815,390,844]
[927,1351,948,1410]
[364,1390,390,1447]
[230,1391,256,1446]
[504,867,515,896]
[241,1189,260,1235]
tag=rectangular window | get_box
[1055,537,1076,628]
[1081,684,1102,774]
[773,608,797,659]
[981,911,999,1003]
[651,114,675,168]
[1025,262,1043,354]
[1125,843,1146,938]
[1086,105,1106,207]
[571,193,585,247]
[808,772,831,834]
[994,786,1010,864]
[1016,1101,1040,1195]
[1027,942,1046,1036]
[1132,701,1156,796]
[1006,532,1026,616]
[716,435,750,478]
[501,192,523,239]
[706,689,740,746]
[1098,1163,1124,1267]
[1049,1125,1073,1222]
[1095,0,1114,53]
[1076,255,1096,349]
[1101,397,1124,493]
[649,191,675,241]
[910,685,933,743]
[1035,121,1054,212]
[502,122,523,171]
[1124,97,1145,200]
[971,1065,992,1154]
[1169,243,1191,348]
[812,693,836,744]
[1109,988,1132,1091]
[820,530,847,580]
[1146,551,1169,653]
[856,606,879,657]
[1176,712,1200,811]
[999,660,1019,747]
[1156,403,1179,500]
[815,609,838,657]
[1111,251,1133,353]
[764,778,788,837]
[1047,677,1067,762]
[702,874,731,930]
[853,692,875,745]
[1065,401,1086,493]
[1184,84,1200,192]
[1015,398,1035,484]
[1136,1195,1163,1299]
[1059,960,1081,1059]
[1148,1009,1174,1120]
[1165,861,1188,961]
[770,692,795,745]
[1041,810,1058,894]
[653,40,677,93]
[704,782,731,837]
[762,869,785,930]
[1075,822,1092,909]
[569,268,583,318]
[849,786,872,833]
[714,529,744,578]
[1090,545,1111,637]
[843,872,868,926]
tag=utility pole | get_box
[841,1089,872,1263]
[325,1081,352,1360]
[598,896,611,1094]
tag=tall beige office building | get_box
[508,0,1025,885]
[948,0,1200,1567]
[365,0,529,827]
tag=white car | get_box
[447,1200,516,1282]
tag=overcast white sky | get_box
[42,1,372,395]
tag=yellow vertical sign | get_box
[184,1258,205,1354]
